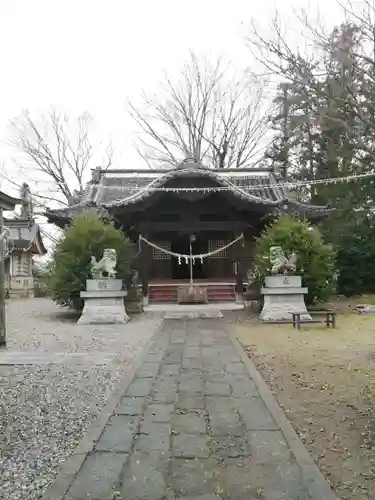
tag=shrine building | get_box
[45,158,328,305]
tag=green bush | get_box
[336,214,375,297]
[48,211,135,310]
[254,215,336,304]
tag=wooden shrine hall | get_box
[45,158,328,305]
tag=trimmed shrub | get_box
[254,215,336,304]
[47,211,135,310]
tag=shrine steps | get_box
[148,283,237,305]
[149,285,178,304]
[207,284,236,303]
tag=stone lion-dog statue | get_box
[91,248,117,279]
[269,246,297,275]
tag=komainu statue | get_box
[91,249,117,279]
[269,246,297,275]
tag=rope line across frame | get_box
[139,233,244,261]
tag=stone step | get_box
[149,284,236,304]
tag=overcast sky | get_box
[0,0,344,176]
[0,0,348,248]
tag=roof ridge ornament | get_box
[91,166,102,184]
[20,182,33,220]
[272,162,286,181]
[177,157,203,169]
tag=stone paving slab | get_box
[164,311,224,319]
[43,319,337,500]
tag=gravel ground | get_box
[0,298,161,500]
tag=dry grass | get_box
[232,312,375,500]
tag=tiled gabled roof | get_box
[44,160,330,224]
[92,167,287,208]
[0,191,20,211]
[4,218,47,255]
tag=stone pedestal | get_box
[8,276,34,298]
[260,275,311,322]
[78,279,129,324]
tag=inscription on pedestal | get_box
[86,279,123,292]
[265,275,302,288]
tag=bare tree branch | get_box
[128,51,271,169]
[8,107,114,205]
[0,163,69,209]
[247,2,375,166]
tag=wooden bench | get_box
[291,310,336,330]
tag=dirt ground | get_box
[231,302,375,500]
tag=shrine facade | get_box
[45,158,328,304]
[3,183,47,298]
[4,218,47,298]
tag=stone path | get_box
[43,319,336,500]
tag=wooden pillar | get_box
[234,231,244,304]
[140,233,152,305]
[0,190,20,346]
[0,208,5,346]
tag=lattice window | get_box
[152,242,171,260]
[208,239,228,258]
